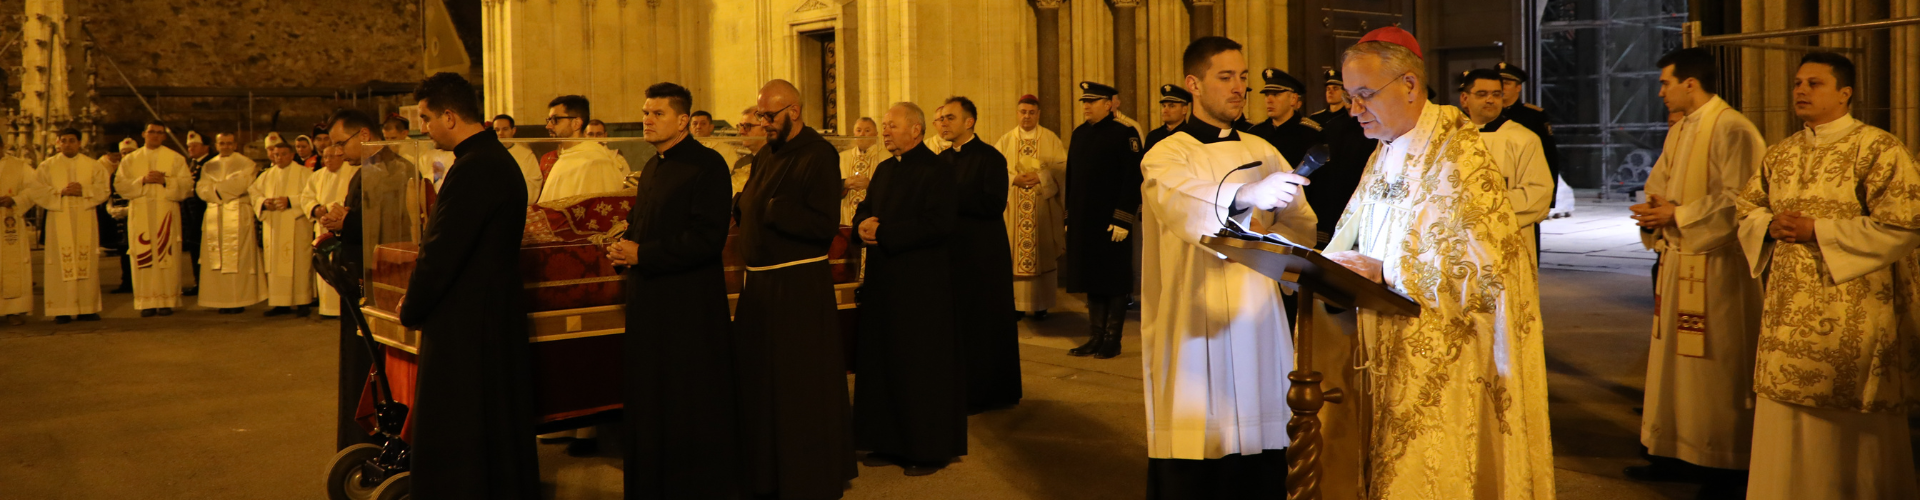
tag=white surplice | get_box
[993,126,1068,313]
[1636,95,1765,469]
[0,156,36,315]
[195,153,265,309]
[506,143,543,203]
[537,141,625,203]
[30,153,109,316]
[301,163,359,316]
[1480,118,1555,261]
[1735,114,1920,499]
[1319,102,1555,500]
[250,160,315,307]
[116,146,194,310]
[1140,124,1316,460]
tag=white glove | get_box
[1108,224,1129,242]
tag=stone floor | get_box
[1,205,1913,498]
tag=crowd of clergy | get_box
[20,23,1912,500]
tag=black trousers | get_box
[337,313,377,450]
[1147,449,1288,499]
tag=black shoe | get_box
[1067,334,1103,357]
[263,307,291,317]
[54,315,72,324]
[157,308,173,316]
[320,314,339,320]
[76,314,101,321]
[109,285,132,294]
[901,458,948,477]
[140,309,156,318]
[218,307,243,315]
[860,453,899,468]
[1034,309,1049,320]
[182,287,198,297]
[564,438,599,457]
[295,305,311,318]
[1069,299,1109,357]
[1094,299,1126,359]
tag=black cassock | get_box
[397,130,538,500]
[335,170,374,450]
[852,142,967,463]
[622,137,739,499]
[938,137,1021,412]
[1246,113,1326,169]
[732,126,858,499]
[1062,114,1143,296]
[1304,111,1376,247]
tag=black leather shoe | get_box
[76,314,101,321]
[140,309,156,318]
[54,315,72,324]
[860,453,898,468]
[295,305,311,317]
[1032,309,1049,320]
[182,287,198,297]
[263,307,291,317]
[902,464,944,477]
[157,308,173,316]
[219,307,243,315]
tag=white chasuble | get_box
[1140,127,1316,460]
[1320,103,1554,500]
[30,153,109,315]
[1636,95,1765,469]
[537,142,626,204]
[0,157,36,315]
[1734,114,1920,499]
[301,164,359,316]
[994,126,1068,312]
[250,161,315,306]
[196,154,265,308]
[115,146,194,309]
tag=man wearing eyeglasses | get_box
[731,79,858,499]
[1459,68,1553,265]
[1246,68,1325,169]
[535,95,626,204]
[1315,27,1555,499]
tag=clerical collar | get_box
[656,134,696,159]
[1805,113,1860,142]
[452,129,498,157]
[1478,114,1509,133]
[949,134,976,152]
[1179,118,1239,145]
[1381,101,1435,146]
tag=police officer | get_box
[1305,69,1376,248]
[1497,62,1561,206]
[1247,68,1325,169]
[1063,81,1142,360]
[1307,69,1348,126]
[1145,84,1191,153]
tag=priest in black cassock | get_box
[932,96,1021,413]
[733,79,858,500]
[1246,68,1326,168]
[852,102,966,476]
[605,82,740,500]
[397,72,538,500]
[324,109,377,451]
[1063,81,1144,359]
[1144,84,1191,154]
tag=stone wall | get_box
[0,0,426,150]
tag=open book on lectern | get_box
[1220,216,1309,251]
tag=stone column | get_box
[1111,0,1140,123]
[1035,0,1064,131]
[1189,0,1214,39]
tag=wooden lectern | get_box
[1200,232,1421,500]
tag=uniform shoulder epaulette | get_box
[1524,103,1544,112]
[1299,117,1322,131]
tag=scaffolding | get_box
[1687,15,1920,151]
[1539,0,1687,200]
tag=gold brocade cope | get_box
[1012,153,1042,276]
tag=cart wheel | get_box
[325,444,385,500]
[372,471,411,500]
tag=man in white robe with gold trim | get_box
[0,150,35,324]
[302,145,358,318]
[1623,48,1765,495]
[196,133,266,313]
[994,95,1069,318]
[1735,52,1920,500]
[31,129,109,323]
[250,140,315,317]
[117,122,194,317]
[1140,36,1317,498]
[1315,28,1555,500]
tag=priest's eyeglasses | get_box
[546,115,582,125]
[1345,72,1412,109]
[757,104,795,122]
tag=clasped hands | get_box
[605,240,641,266]
[1012,172,1041,190]
[262,197,293,211]
[1629,194,1677,228]
[859,217,880,245]
[314,204,349,231]
[1768,211,1818,244]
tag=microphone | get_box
[1292,145,1331,179]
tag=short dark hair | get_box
[269,141,294,151]
[1656,47,1719,95]
[586,119,608,129]
[1183,36,1244,79]
[943,96,978,121]
[328,108,378,137]
[56,127,81,139]
[412,72,483,124]
[691,110,712,121]
[1457,69,1504,92]
[644,82,694,115]
[549,95,591,122]
[492,114,515,127]
[1799,51,1855,101]
[145,120,168,131]
[382,115,409,131]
